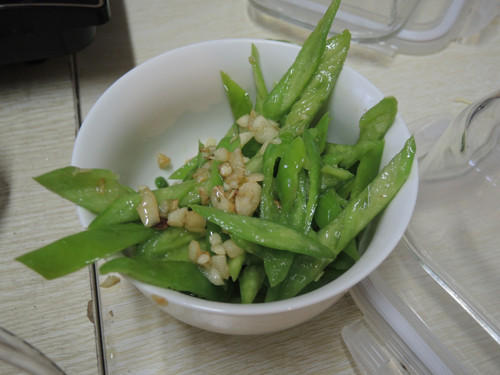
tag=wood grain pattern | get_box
[0,57,98,374]
[1,0,499,373]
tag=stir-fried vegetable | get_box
[16,0,416,303]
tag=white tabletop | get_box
[1,1,499,374]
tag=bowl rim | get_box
[73,37,418,315]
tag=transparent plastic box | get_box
[343,91,500,374]
[248,0,499,54]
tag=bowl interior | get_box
[72,39,418,315]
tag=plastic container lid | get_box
[248,0,499,55]
[343,91,500,374]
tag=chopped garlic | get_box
[210,186,235,213]
[136,186,161,227]
[204,137,218,147]
[238,131,254,147]
[212,255,229,279]
[188,240,202,262]
[196,252,211,265]
[223,239,244,258]
[235,181,262,216]
[209,232,222,246]
[254,125,278,144]
[100,275,120,288]
[167,207,188,227]
[184,210,206,233]
[157,153,171,169]
[213,147,230,162]
[236,114,250,127]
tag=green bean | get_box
[89,180,198,228]
[220,71,253,120]
[261,0,341,121]
[190,205,333,259]
[169,157,198,180]
[350,140,384,199]
[16,223,155,280]
[250,43,268,114]
[275,254,330,300]
[244,153,263,174]
[320,164,354,180]
[319,136,416,253]
[239,264,266,304]
[258,129,321,285]
[214,73,253,151]
[259,141,286,222]
[216,123,242,152]
[263,250,294,287]
[314,112,330,154]
[299,249,356,293]
[275,136,306,216]
[276,136,416,299]
[100,257,230,301]
[134,227,204,258]
[34,166,134,214]
[324,97,398,168]
[288,127,322,233]
[358,96,398,143]
[170,141,208,182]
[264,285,280,302]
[297,267,345,295]
[230,235,268,259]
[241,137,262,158]
[231,235,294,288]
[314,187,344,229]
[280,30,351,136]
[286,170,308,230]
[228,253,246,281]
[177,161,223,207]
[340,240,359,262]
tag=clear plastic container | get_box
[248,0,499,54]
[343,91,500,374]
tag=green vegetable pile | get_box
[17,0,415,303]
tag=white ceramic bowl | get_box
[72,39,418,335]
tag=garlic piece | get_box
[136,186,161,227]
[235,181,262,217]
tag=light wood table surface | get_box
[1,1,499,374]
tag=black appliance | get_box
[0,0,110,64]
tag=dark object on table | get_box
[0,0,110,64]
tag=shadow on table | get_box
[74,0,136,122]
[0,156,8,228]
